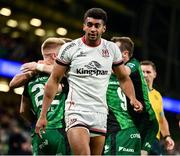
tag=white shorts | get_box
[65,110,107,137]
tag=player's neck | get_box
[149,84,153,91]
[82,36,101,47]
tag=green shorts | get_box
[138,118,159,153]
[103,127,141,155]
[32,128,71,155]
[149,138,162,155]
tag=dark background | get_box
[0,0,180,154]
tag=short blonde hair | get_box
[41,37,66,55]
[60,37,72,43]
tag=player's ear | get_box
[122,50,129,57]
[52,53,57,59]
[154,71,157,78]
[102,25,106,33]
[83,23,86,32]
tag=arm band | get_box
[163,135,171,140]
[36,63,44,72]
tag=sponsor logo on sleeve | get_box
[127,63,135,68]
[60,42,76,59]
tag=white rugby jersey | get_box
[56,37,123,114]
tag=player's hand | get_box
[35,116,47,138]
[38,60,51,65]
[20,62,38,73]
[165,136,175,151]
[130,98,143,112]
[37,60,45,64]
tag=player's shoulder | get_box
[127,58,139,65]
[102,38,117,46]
[101,38,119,52]
[61,38,79,50]
[59,38,81,57]
[126,58,139,70]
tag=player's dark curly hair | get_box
[83,8,107,25]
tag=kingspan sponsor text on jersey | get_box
[76,68,108,76]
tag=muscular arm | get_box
[35,62,67,136]
[113,64,143,112]
[21,61,53,74]
[20,95,36,124]
[9,62,54,89]
[41,64,53,74]
[159,115,175,150]
[124,65,131,75]
[159,115,170,137]
[113,64,135,100]
[9,72,33,89]
[40,63,67,117]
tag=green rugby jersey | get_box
[24,73,68,130]
[107,74,135,131]
[126,58,156,120]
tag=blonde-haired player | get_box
[9,37,72,155]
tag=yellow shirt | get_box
[149,89,164,140]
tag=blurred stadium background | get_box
[0,0,179,154]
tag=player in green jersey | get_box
[111,37,159,155]
[9,37,71,155]
[104,74,141,155]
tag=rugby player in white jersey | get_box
[35,8,143,155]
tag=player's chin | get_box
[89,37,97,41]
[88,34,97,40]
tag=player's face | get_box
[43,45,61,64]
[141,65,156,85]
[115,41,129,62]
[83,17,106,41]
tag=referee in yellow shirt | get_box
[140,60,175,155]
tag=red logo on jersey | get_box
[68,101,75,110]
[102,49,109,57]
